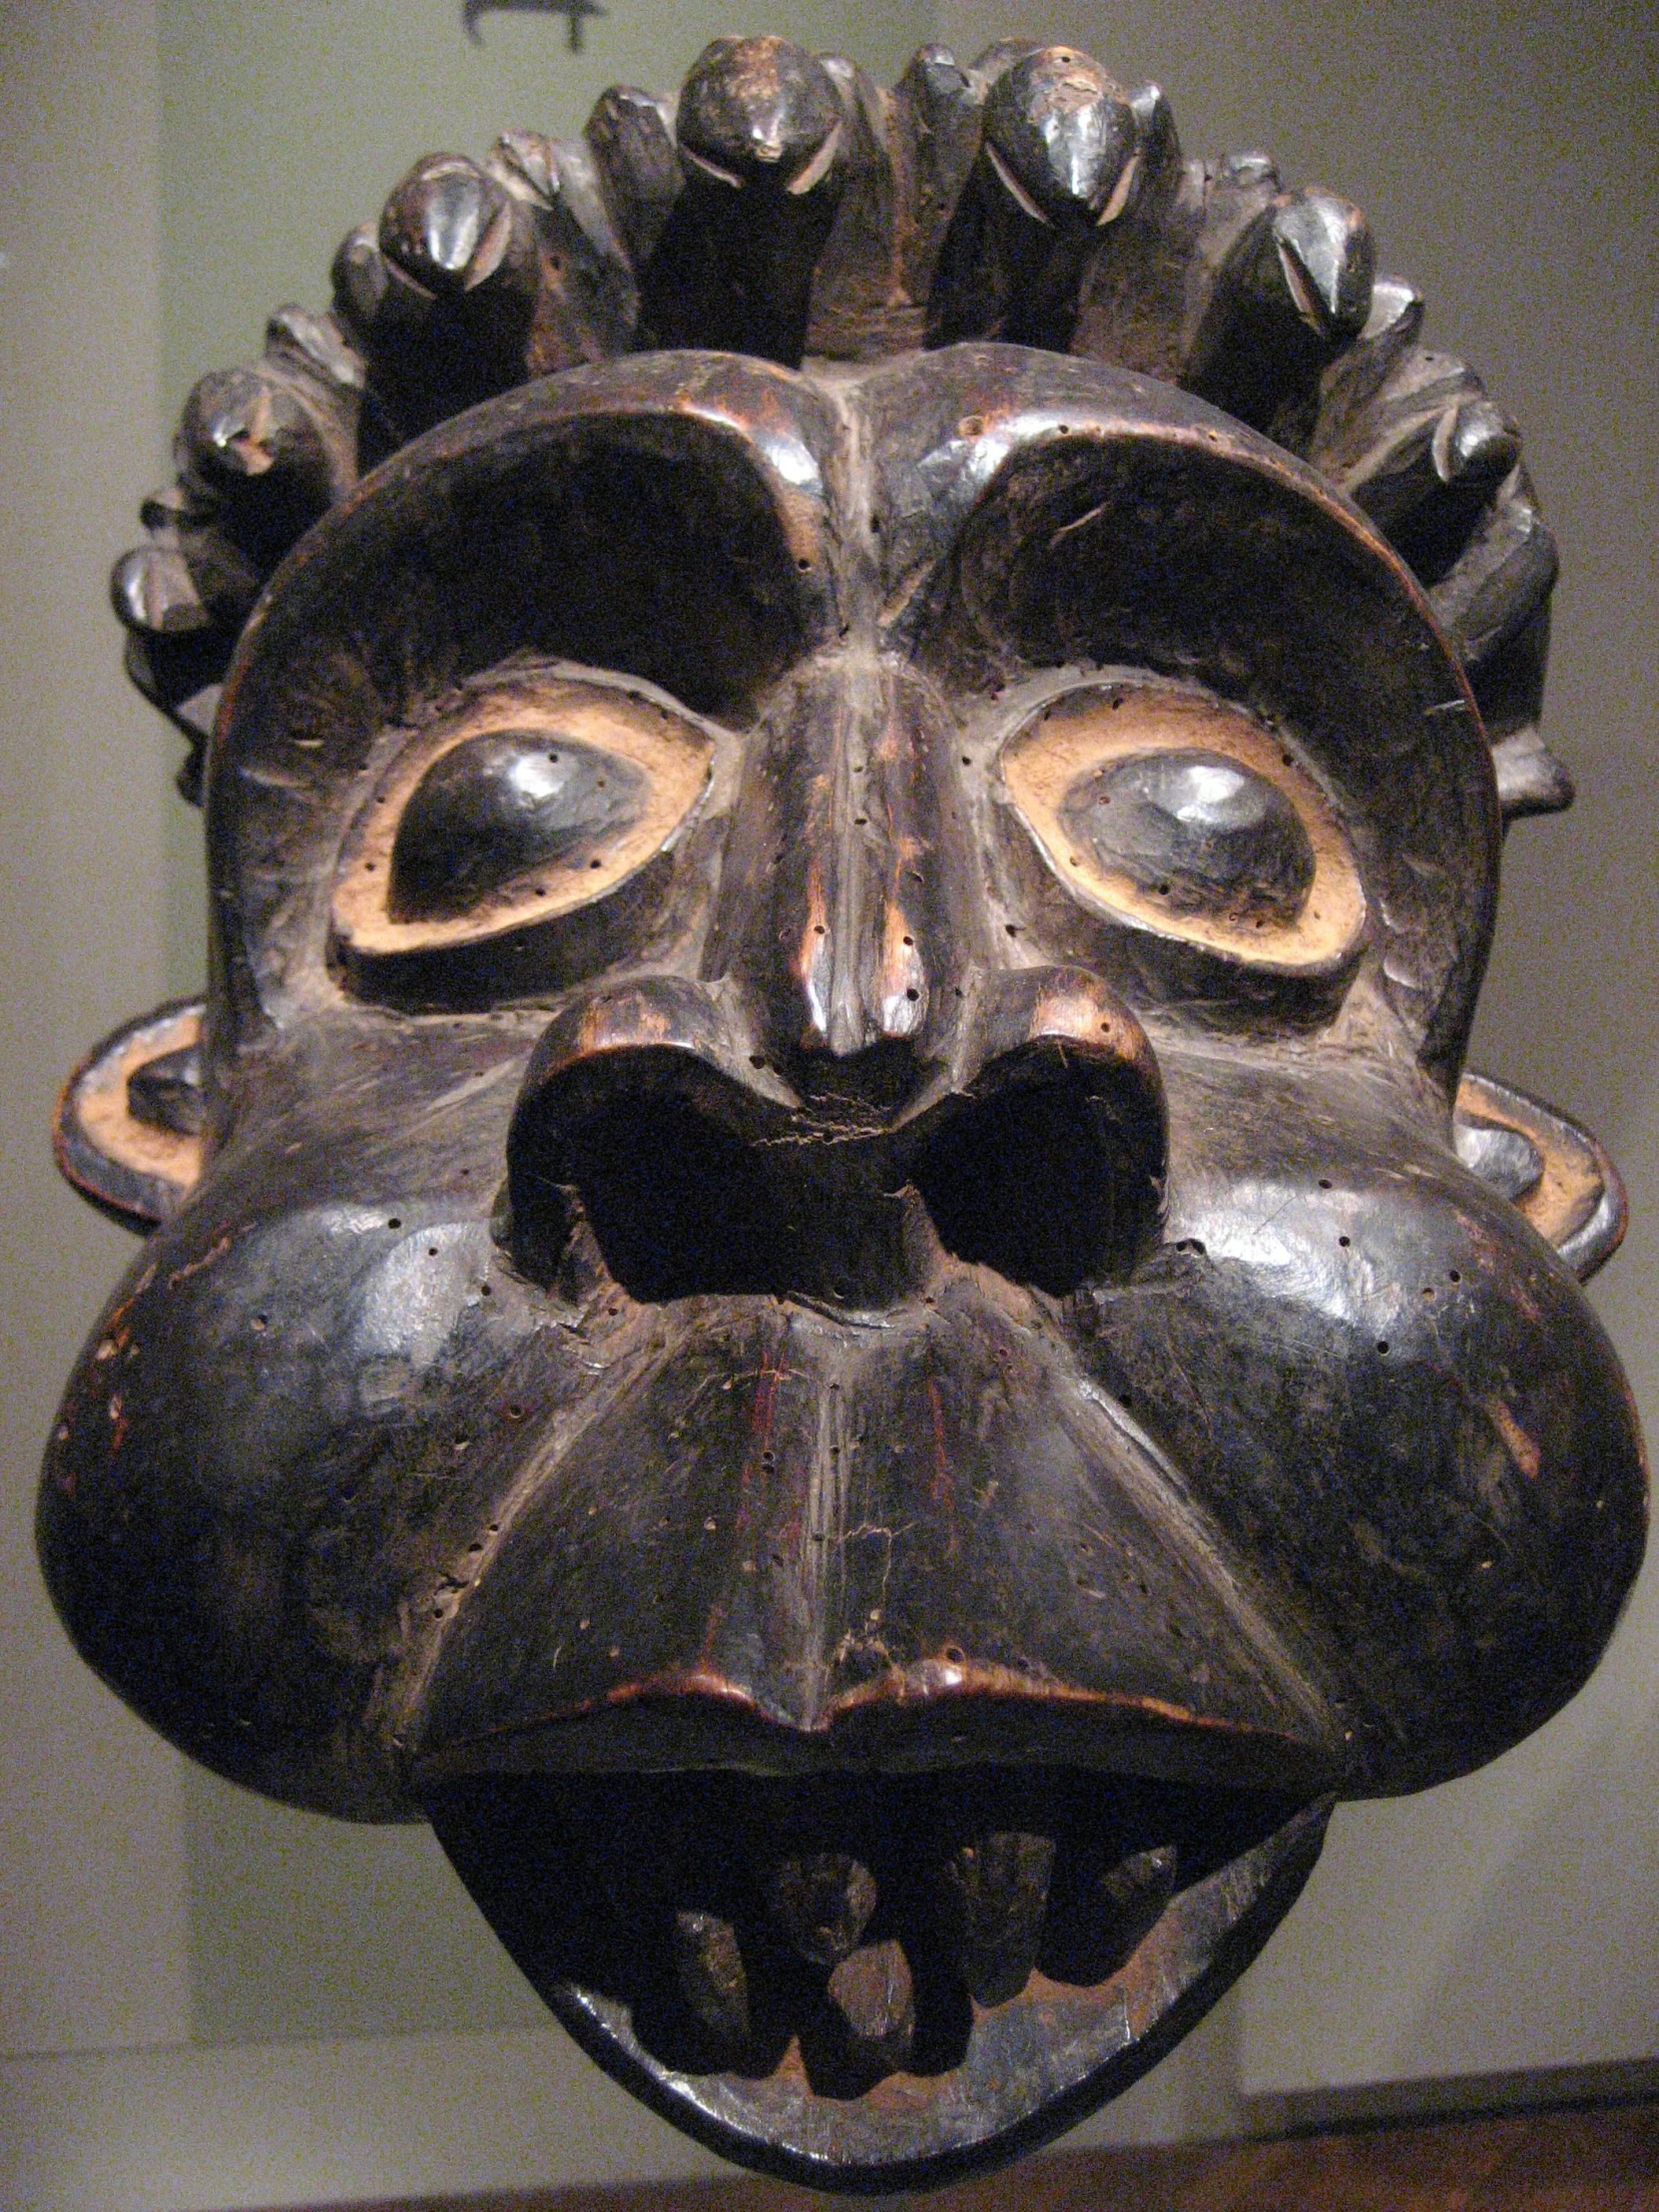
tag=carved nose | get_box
[704,651,976,1087]
[505,969,1165,1307]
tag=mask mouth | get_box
[426,1764,1331,2189]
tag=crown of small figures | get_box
[111,33,1568,823]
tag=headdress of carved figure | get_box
[47,33,1645,2190]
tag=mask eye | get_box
[388,732,652,922]
[1001,685,1365,973]
[332,678,713,999]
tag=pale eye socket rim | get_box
[999,682,1368,976]
[329,677,714,968]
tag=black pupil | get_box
[388,729,649,922]
[1058,749,1315,928]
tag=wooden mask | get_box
[45,35,1645,2191]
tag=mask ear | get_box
[54,1000,205,1232]
[1454,1069,1626,1282]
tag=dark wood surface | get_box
[43,23,1647,2200]
[271,2100,1659,2211]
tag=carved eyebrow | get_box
[215,358,838,1034]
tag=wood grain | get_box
[266,2100,1659,2212]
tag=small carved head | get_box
[47,35,1644,2189]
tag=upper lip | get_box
[411,1658,1344,1799]
[405,1289,1346,1800]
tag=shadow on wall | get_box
[1414,1680,1659,2078]
[185,1762,547,2042]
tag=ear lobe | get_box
[1454,1069,1626,1282]
[54,1000,205,1232]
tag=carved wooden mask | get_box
[45,35,1646,2190]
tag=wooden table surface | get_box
[285,2099,1659,2212]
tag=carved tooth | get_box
[672,1910,752,2047]
[764,1852,877,1965]
[1051,1842,1178,1984]
[824,1939,915,2085]
[1100,1841,1177,1926]
[934,1830,1054,2005]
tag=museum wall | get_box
[1,1,1652,2206]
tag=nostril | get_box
[506,1048,927,1310]
[913,1070,1163,1297]
[512,1093,775,1302]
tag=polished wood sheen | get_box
[44,26,1644,2196]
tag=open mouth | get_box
[428,1766,1330,2188]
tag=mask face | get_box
[45,36,1645,2194]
